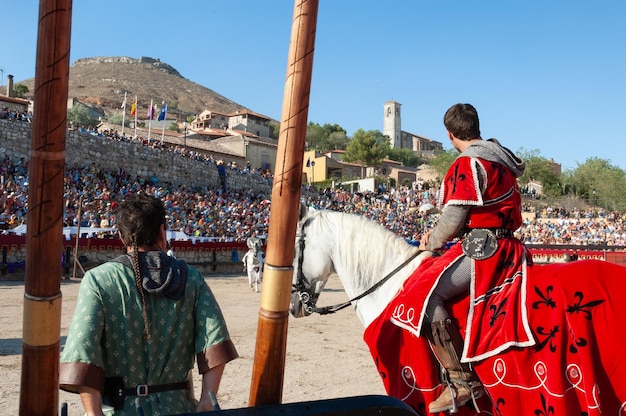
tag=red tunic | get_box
[391,155,534,362]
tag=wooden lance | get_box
[19,0,72,414]
[248,0,319,406]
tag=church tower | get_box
[383,100,402,148]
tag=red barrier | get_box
[1,234,623,266]
[1,234,249,254]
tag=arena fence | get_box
[2,235,625,280]
[0,234,252,279]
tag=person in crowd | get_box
[416,104,527,413]
[216,160,227,193]
[59,193,238,415]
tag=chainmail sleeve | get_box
[424,205,471,250]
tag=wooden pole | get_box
[19,1,72,414]
[248,0,318,406]
[72,195,85,279]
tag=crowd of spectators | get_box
[94,126,274,185]
[2,136,626,246]
[517,205,626,246]
[0,107,33,122]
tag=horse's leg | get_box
[247,269,254,289]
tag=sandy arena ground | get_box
[0,274,385,415]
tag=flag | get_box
[157,103,167,121]
[121,93,127,109]
[130,98,137,116]
[147,104,155,120]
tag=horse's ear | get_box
[298,201,308,221]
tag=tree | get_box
[568,158,626,210]
[13,84,29,98]
[427,148,458,179]
[67,105,99,128]
[306,122,349,152]
[388,147,422,167]
[106,113,129,128]
[342,129,389,167]
[326,130,350,152]
[269,121,280,140]
[306,122,324,150]
[516,148,562,198]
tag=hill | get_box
[17,56,250,119]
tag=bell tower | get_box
[383,100,401,148]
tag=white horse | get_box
[290,205,626,416]
[290,205,430,327]
[242,248,263,292]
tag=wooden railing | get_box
[2,235,625,278]
[0,234,252,278]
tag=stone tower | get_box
[383,100,401,148]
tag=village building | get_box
[383,100,443,157]
[0,75,31,118]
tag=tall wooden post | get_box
[19,1,72,414]
[248,0,319,406]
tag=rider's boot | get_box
[426,318,484,414]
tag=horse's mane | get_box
[310,209,415,292]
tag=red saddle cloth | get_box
[363,259,626,415]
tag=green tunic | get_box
[59,257,237,415]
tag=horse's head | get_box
[290,203,335,318]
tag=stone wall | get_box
[0,119,272,191]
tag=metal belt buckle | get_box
[137,384,149,396]
[461,228,498,260]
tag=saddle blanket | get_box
[363,259,626,415]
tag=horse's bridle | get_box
[292,217,422,315]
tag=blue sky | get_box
[3,1,625,171]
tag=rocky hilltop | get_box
[18,56,249,118]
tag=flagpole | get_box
[159,101,166,144]
[133,95,137,137]
[248,0,318,406]
[147,99,153,142]
[121,91,127,136]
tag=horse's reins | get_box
[293,218,423,315]
[314,249,422,315]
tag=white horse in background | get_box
[290,205,626,416]
[241,249,261,293]
[243,237,264,292]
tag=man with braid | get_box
[405,103,529,413]
[60,193,238,415]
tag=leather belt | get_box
[119,381,189,398]
[460,228,513,239]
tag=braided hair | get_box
[116,193,167,341]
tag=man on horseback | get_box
[419,103,527,413]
